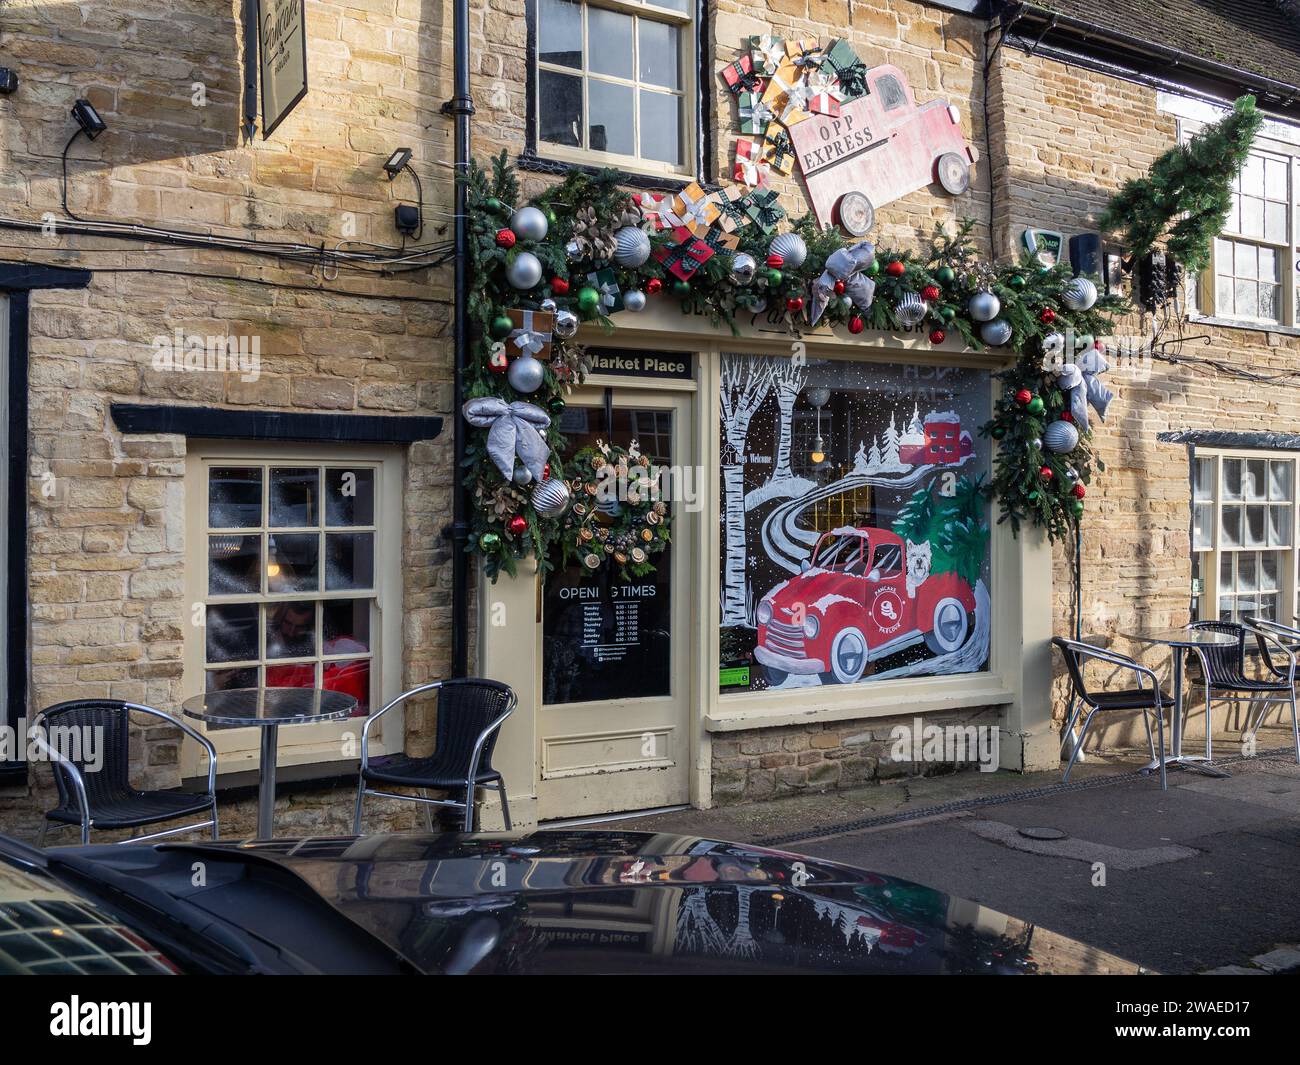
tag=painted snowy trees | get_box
[720,354,777,626]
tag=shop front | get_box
[479,305,1056,829]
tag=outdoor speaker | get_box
[1069,233,1101,277]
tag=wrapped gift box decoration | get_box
[738,90,776,137]
[785,36,824,71]
[749,34,786,77]
[711,185,753,233]
[819,39,869,101]
[733,138,771,187]
[586,268,623,314]
[762,130,796,176]
[652,226,715,281]
[507,309,555,360]
[670,181,721,236]
[633,191,676,232]
[760,59,813,127]
[743,188,786,234]
[720,53,761,95]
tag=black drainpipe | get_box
[442,0,474,678]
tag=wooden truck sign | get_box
[788,64,978,235]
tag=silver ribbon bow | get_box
[678,189,714,230]
[509,310,551,357]
[1057,352,1113,432]
[809,242,877,326]
[462,397,551,482]
[739,95,775,130]
[751,36,785,75]
[590,275,619,312]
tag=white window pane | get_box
[1241,196,1264,238]
[539,70,582,147]
[1223,459,1243,500]
[639,21,681,89]
[1194,456,1214,500]
[1235,280,1258,318]
[1226,194,1241,234]
[1265,201,1288,244]
[1220,552,1234,591]
[1245,504,1267,546]
[588,79,634,155]
[1239,552,1258,592]
[1245,459,1267,500]
[1214,237,1233,266]
[538,0,582,68]
[1193,503,1213,548]
[1270,504,1292,546]
[1261,552,1280,591]
[1218,598,1234,622]
[1216,274,1234,313]
[588,8,633,79]
[1242,153,1265,196]
[1259,246,1279,281]
[1235,241,1257,279]
[1221,505,1242,547]
[1266,157,1289,200]
[1269,460,1292,501]
[1260,284,1281,323]
[638,90,681,165]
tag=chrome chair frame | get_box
[34,701,218,846]
[1231,619,1300,762]
[1054,637,1168,790]
[353,681,516,834]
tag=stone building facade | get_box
[1,0,1298,835]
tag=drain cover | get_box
[1018,827,1068,841]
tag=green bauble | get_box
[545,208,558,226]
[936,265,956,285]
[1027,396,1045,415]
[866,258,881,276]
[838,296,854,314]
[484,197,503,215]
[766,268,783,286]
[480,532,500,549]
[577,286,601,315]
[1009,274,1027,290]
[672,279,692,298]
[940,305,957,321]
[1072,500,1085,518]
[490,314,514,339]
[991,425,1006,440]
[1028,490,1039,501]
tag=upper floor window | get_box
[876,75,906,112]
[533,0,693,176]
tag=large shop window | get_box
[532,0,693,175]
[183,448,403,775]
[1191,450,1299,624]
[719,353,993,693]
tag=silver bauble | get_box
[613,226,651,268]
[969,290,1001,321]
[894,291,928,328]
[510,206,549,242]
[769,232,808,270]
[553,310,579,339]
[513,464,533,486]
[505,251,543,290]
[746,295,768,314]
[730,252,757,285]
[540,297,558,313]
[1062,276,1098,312]
[1043,420,1080,454]
[507,353,545,394]
[622,289,647,312]
[980,318,1013,346]
[1032,437,1043,451]
[531,478,572,519]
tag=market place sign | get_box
[258,0,308,138]
[586,348,693,380]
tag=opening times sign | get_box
[258,0,308,138]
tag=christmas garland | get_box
[558,443,671,580]
[463,153,1129,579]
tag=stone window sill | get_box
[1188,314,1300,340]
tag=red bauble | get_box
[1072,483,1086,499]
[551,277,570,295]
[1015,388,1033,406]
[1094,339,1106,349]
[507,515,527,536]
[646,278,663,294]
[786,296,804,313]
[766,253,785,269]
[1040,307,1056,324]
[489,349,509,374]
[1060,411,1073,423]
[885,260,906,277]
[922,285,941,302]
[495,228,516,249]
[543,463,551,479]
[1039,466,1054,481]
[848,315,865,334]
[929,329,946,344]
[833,280,847,296]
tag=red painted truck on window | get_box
[788,64,978,234]
[753,527,975,685]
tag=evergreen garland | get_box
[1099,95,1263,272]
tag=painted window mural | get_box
[719,352,992,692]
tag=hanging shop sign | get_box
[258,0,308,138]
[586,348,694,380]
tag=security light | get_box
[0,68,17,96]
[71,99,106,139]
[383,147,413,179]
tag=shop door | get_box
[537,389,692,820]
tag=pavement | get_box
[616,738,1300,975]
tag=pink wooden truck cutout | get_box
[788,64,978,234]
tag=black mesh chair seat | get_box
[1088,687,1176,711]
[363,754,502,790]
[1192,620,1300,763]
[355,677,517,834]
[47,789,215,829]
[35,699,219,845]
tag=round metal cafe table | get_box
[182,687,357,838]
[1118,627,1239,779]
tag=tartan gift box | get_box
[819,39,869,101]
[719,53,761,95]
[743,188,785,234]
[632,191,675,232]
[670,181,720,236]
[652,226,715,281]
[733,138,770,187]
[784,36,824,70]
[507,308,554,360]
[586,269,623,315]
[760,59,813,127]
[703,226,740,254]
[762,130,796,176]
[748,34,786,76]
[711,186,752,233]
[738,90,776,137]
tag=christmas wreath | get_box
[557,442,672,580]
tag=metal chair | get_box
[1052,637,1172,789]
[1196,619,1300,763]
[34,699,218,846]
[354,678,516,834]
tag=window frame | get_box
[182,441,405,780]
[526,0,700,180]
[1190,447,1300,627]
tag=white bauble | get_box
[969,291,1001,321]
[531,478,572,519]
[505,251,543,290]
[509,206,549,242]
[894,292,928,327]
[507,353,545,393]
[613,226,651,268]
[769,232,808,270]
[622,289,647,312]
[1062,276,1098,311]
[980,318,1012,346]
[1043,420,1081,454]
